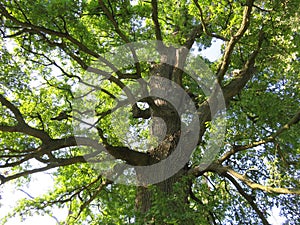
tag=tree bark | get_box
[135,46,193,224]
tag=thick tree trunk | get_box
[135,47,193,224]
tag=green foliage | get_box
[0,0,299,224]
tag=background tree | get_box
[0,0,299,224]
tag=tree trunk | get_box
[135,46,193,224]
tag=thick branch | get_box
[226,167,300,195]
[0,94,51,141]
[195,31,263,146]
[132,103,151,119]
[0,129,151,168]
[0,135,152,184]
[183,25,203,49]
[190,162,300,195]
[222,30,264,103]
[52,136,152,166]
[0,94,25,123]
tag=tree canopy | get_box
[0,0,299,224]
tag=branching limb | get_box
[4,22,127,92]
[98,0,129,43]
[190,162,300,195]
[21,46,81,81]
[72,179,113,221]
[219,109,300,163]
[189,188,218,225]
[0,94,51,141]
[9,29,136,107]
[192,0,228,41]
[216,0,255,82]
[224,173,270,225]
[189,161,299,223]
[47,175,103,206]
[183,25,203,49]
[222,30,265,103]
[97,0,142,77]
[17,189,62,224]
[0,94,152,183]
[195,30,263,146]
[0,3,135,82]
[0,134,152,184]
[225,167,300,195]
[132,103,151,119]
[0,3,99,58]
[0,156,85,184]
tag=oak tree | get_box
[0,0,299,224]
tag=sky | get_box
[0,38,287,225]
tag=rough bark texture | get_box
[134,46,192,224]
